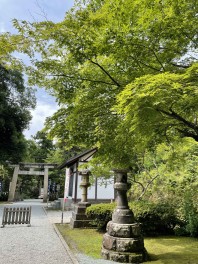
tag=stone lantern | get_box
[101,169,148,263]
[70,169,91,228]
[79,170,91,205]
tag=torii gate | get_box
[8,163,57,203]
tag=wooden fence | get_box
[1,206,31,227]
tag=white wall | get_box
[96,177,114,199]
[76,176,114,200]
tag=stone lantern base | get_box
[101,221,147,263]
[70,202,91,228]
[101,247,147,263]
[70,170,91,228]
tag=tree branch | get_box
[177,129,198,142]
[127,42,166,71]
[129,55,161,72]
[156,108,198,133]
[137,174,159,201]
[131,174,145,193]
[48,74,118,86]
[89,59,121,87]
[152,50,165,71]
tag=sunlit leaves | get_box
[115,63,198,148]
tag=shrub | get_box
[180,192,198,237]
[86,203,116,231]
[130,201,181,236]
[86,199,198,237]
[86,200,181,236]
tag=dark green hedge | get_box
[86,203,116,231]
[86,200,198,237]
[131,201,181,236]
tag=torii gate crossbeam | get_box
[8,163,57,203]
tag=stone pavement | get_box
[0,199,77,264]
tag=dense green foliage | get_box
[86,198,198,237]
[0,0,196,168]
[116,64,198,150]
[0,65,36,163]
[31,131,56,162]
[134,201,182,237]
[127,139,198,199]
[86,202,116,230]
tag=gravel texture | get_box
[0,199,117,264]
[0,199,76,264]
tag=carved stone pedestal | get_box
[70,170,91,228]
[101,169,148,263]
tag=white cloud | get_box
[24,100,58,139]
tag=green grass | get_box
[56,224,198,264]
[57,224,103,258]
[0,201,12,204]
[145,237,198,264]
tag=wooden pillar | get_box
[74,170,78,203]
[8,165,19,202]
[43,167,48,203]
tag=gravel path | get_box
[0,199,76,264]
[0,199,117,264]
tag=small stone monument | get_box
[101,169,148,263]
[70,169,91,228]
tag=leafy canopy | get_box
[4,0,198,167]
[116,63,198,148]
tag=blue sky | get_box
[0,0,74,138]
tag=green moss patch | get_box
[56,224,198,263]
